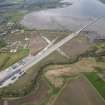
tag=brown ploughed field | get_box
[53,76,105,105]
[61,35,91,57]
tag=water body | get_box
[21,0,105,37]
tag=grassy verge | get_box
[0,48,29,70]
[85,72,105,99]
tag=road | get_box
[0,18,99,88]
[42,36,69,58]
[22,18,99,71]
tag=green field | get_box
[85,72,105,99]
[9,11,27,22]
[0,51,68,98]
[0,49,29,70]
[0,40,6,49]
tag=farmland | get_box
[0,32,105,105]
[0,51,68,98]
[53,76,105,105]
[61,35,91,57]
[0,40,6,49]
[0,49,29,70]
[0,0,105,105]
[85,72,105,100]
[44,57,105,88]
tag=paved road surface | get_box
[0,18,99,88]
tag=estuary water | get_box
[21,0,105,37]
